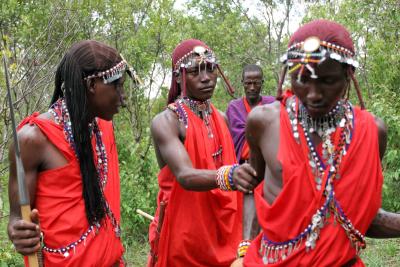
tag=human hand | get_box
[233,163,258,194]
[8,209,41,255]
[230,257,244,267]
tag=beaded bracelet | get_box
[237,240,251,258]
[216,164,238,191]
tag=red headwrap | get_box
[277,19,365,109]
[288,19,354,54]
[168,39,209,104]
[167,39,234,104]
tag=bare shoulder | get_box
[150,109,180,140]
[16,118,49,151]
[247,101,280,132]
[370,113,387,159]
[372,114,387,136]
[9,113,50,167]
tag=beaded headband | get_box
[280,36,359,81]
[84,60,127,84]
[173,45,218,74]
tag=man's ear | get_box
[174,73,181,84]
[87,79,96,94]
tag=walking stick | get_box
[3,55,40,267]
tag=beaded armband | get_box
[237,240,251,258]
[216,164,238,191]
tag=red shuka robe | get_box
[19,113,124,266]
[244,103,383,267]
[148,103,243,267]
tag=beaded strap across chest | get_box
[45,98,121,258]
[259,96,365,265]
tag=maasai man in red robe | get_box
[8,40,139,266]
[148,39,258,267]
[226,64,274,164]
[231,20,400,267]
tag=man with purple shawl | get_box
[226,65,274,163]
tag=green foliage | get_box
[0,163,23,265]
[115,116,159,243]
[362,238,400,267]
[370,90,400,211]
[0,0,399,265]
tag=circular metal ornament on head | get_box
[193,45,207,55]
[302,36,321,53]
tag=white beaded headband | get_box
[280,36,359,81]
[84,60,128,84]
[173,45,218,74]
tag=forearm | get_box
[176,168,218,191]
[366,208,400,238]
[243,194,260,240]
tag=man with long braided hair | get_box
[234,19,400,266]
[8,40,137,266]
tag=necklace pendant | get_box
[198,103,207,112]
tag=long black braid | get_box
[50,40,121,225]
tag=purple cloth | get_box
[226,96,275,161]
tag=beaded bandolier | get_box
[258,35,368,264]
[259,96,366,264]
[46,98,121,257]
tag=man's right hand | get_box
[233,163,259,194]
[8,209,41,255]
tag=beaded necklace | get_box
[259,96,365,264]
[169,97,223,165]
[49,99,109,187]
[46,98,121,258]
[181,97,213,138]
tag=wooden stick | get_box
[21,205,39,267]
[136,209,154,221]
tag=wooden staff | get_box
[3,55,40,267]
[136,209,154,221]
